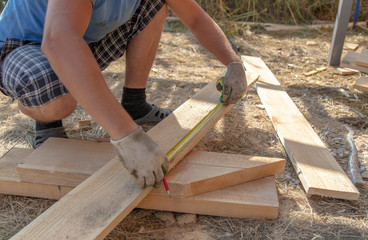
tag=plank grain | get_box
[241,55,359,200]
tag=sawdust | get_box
[1,24,368,239]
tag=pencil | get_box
[162,177,171,197]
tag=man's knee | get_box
[19,94,77,122]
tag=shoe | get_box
[134,104,172,125]
[34,126,68,149]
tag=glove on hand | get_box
[111,126,170,188]
[223,62,247,104]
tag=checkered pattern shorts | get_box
[0,0,165,107]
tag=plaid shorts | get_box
[0,0,165,107]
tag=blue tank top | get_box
[0,0,141,48]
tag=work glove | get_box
[222,62,247,104]
[111,126,170,188]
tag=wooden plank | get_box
[343,43,359,51]
[16,138,285,197]
[10,76,236,240]
[0,148,73,199]
[16,139,115,187]
[241,55,359,200]
[139,177,279,220]
[353,77,368,93]
[151,151,285,197]
[1,148,279,220]
[341,51,368,73]
[355,53,368,67]
[303,66,327,76]
[336,67,359,75]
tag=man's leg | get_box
[122,4,172,125]
[19,94,76,123]
[125,4,167,89]
[1,44,76,148]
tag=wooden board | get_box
[355,53,368,68]
[353,77,368,93]
[341,51,368,73]
[0,148,279,220]
[0,148,73,199]
[151,150,285,197]
[343,43,359,51]
[16,139,115,187]
[16,138,285,197]
[140,177,279,220]
[241,55,359,200]
[336,67,359,76]
[10,76,236,240]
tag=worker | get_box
[0,0,246,188]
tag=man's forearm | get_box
[187,13,240,66]
[42,37,138,140]
[167,0,240,66]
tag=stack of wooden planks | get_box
[2,56,359,239]
[341,49,368,73]
[3,72,285,240]
[341,49,368,93]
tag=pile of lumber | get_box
[1,56,359,239]
[341,48,368,93]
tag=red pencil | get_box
[162,177,171,197]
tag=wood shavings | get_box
[304,67,327,76]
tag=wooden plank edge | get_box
[152,158,285,198]
[139,177,279,220]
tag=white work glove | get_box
[111,126,170,188]
[223,62,247,104]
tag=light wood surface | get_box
[355,52,368,67]
[0,148,279,220]
[242,55,359,200]
[15,137,285,197]
[16,139,115,187]
[341,51,368,73]
[336,67,359,76]
[152,150,285,197]
[140,177,279,219]
[10,77,234,240]
[353,77,368,93]
[0,148,73,199]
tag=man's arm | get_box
[166,0,246,104]
[42,0,169,187]
[166,0,240,66]
[42,0,138,140]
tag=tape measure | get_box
[166,101,224,161]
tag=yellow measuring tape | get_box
[165,74,259,161]
[166,101,224,161]
[166,76,226,161]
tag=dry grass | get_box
[1,21,368,240]
[197,0,368,24]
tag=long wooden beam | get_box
[10,77,236,239]
[241,55,359,200]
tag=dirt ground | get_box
[0,21,368,239]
